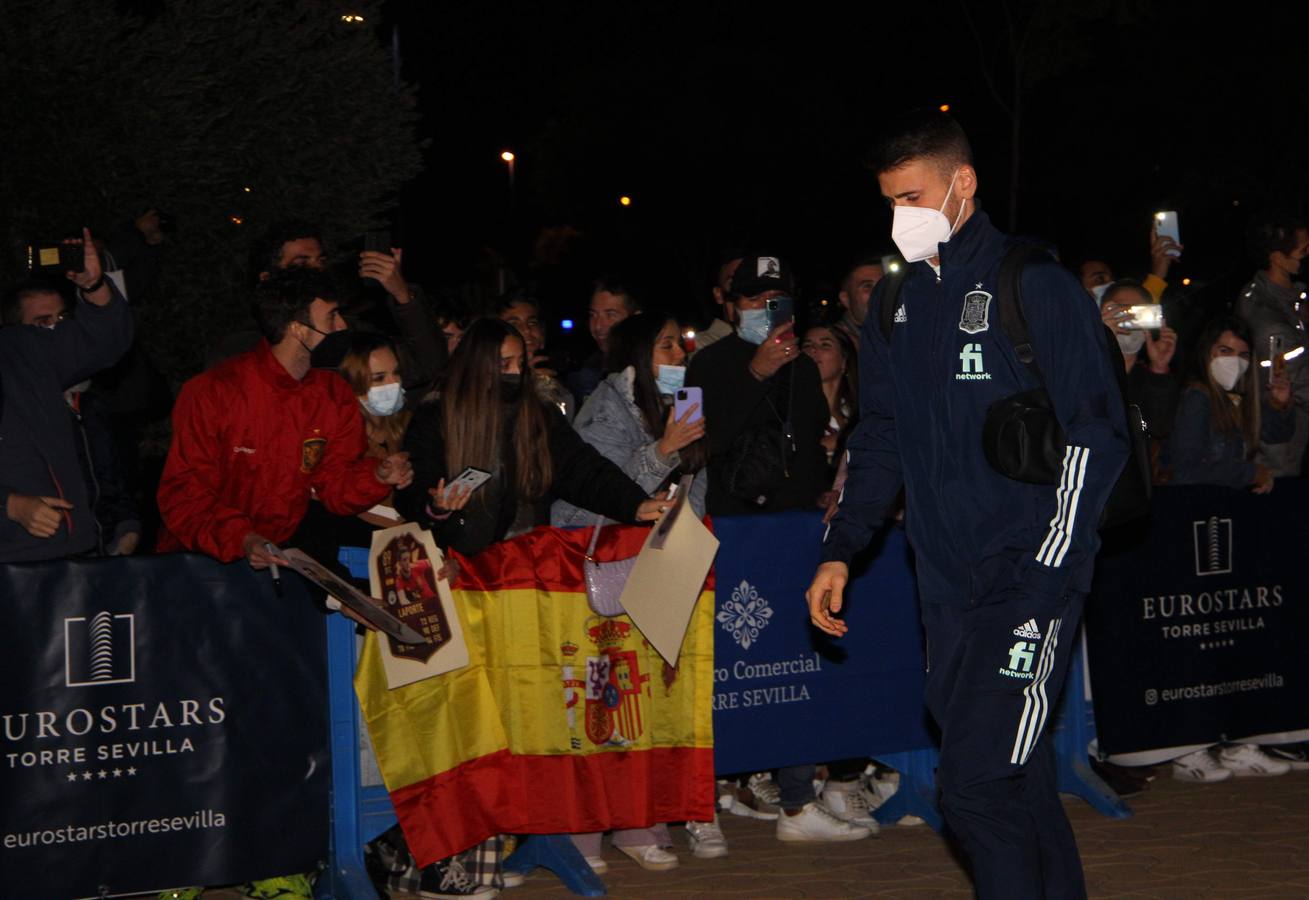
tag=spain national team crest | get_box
[300,433,327,473]
[959,289,992,334]
[582,618,650,747]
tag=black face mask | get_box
[309,329,353,369]
[499,373,523,404]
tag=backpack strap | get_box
[997,242,1048,384]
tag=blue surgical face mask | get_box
[655,364,685,395]
[737,308,770,345]
[361,382,404,417]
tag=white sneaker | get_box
[775,802,873,842]
[1218,744,1293,777]
[582,856,608,875]
[820,780,880,831]
[685,815,729,858]
[501,870,525,888]
[616,843,679,871]
[1172,748,1233,782]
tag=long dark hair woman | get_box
[1168,315,1293,492]
[553,311,708,527]
[397,318,666,555]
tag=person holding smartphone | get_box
[397,318,669,557]
[1236,214,1309,477]
[552,311,707,529]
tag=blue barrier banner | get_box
[0,555,330,898]
[1087,482,1309,755]
[711,511,934,773]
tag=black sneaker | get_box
[1264,742,1309,771]
[417,857,498,899]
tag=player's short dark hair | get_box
[840,254,887,288]
[492,288,541,317]
[251,267,339,344]
[1246,213,1307,268]
[870,108,973,178]
[1,277,68,326]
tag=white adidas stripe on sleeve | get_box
[1036,446,1090,568]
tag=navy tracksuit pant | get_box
[923,591,1088,900]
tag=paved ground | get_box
[192,769,1309,899]
[500,772,1309,900]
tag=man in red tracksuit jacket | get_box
[157,268,413,567]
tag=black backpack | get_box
[878,244,1152,529]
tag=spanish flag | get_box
[354,524,716,866]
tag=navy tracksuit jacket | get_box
[822,211,1128,900]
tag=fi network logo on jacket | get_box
[956,343,991,381]
[65,611,136,687]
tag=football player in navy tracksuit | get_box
[806,110,1129,899]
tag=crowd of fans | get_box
[3,200,1307,897]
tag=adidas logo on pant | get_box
[1013,618,1042,639]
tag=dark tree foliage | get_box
[0,0,423,378]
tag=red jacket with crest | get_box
[157,341,388,561]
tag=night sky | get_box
[387,1,1308,329]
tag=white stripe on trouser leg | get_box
[1009,617,1062,765]
[1049,452,1089,567]
[1037,447,1078,564]
[1009,618,1062,766]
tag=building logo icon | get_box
[65,611,136,687]
[1193,517,1233,576]
[717,580,774,650]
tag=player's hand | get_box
[6,494,72,538]
[359,248,408,303]
[242,532,283,570]
[1252,464,1275,495]
[750,323,799,379]
[376,451,414,489]
[805,561,850,637]
[429,478,473,511]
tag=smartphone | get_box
[1122,304,1164,330]
[1154,211,1181,258]
[1270,335,1287,385]
[674,386,703,424]
[765,294,794,335]
[360,230,392,287]
[448,466,492,495]
[26,240,84,274]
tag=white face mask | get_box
[737,308,771,345]
[890,168,967,263]
[1209,356,1249,392]
[1090,283,1112,303]
[1116,331,1145,356]
[361,381,404,417]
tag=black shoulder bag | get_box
[880,246,1152,529]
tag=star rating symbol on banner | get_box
[69,767,139,782]
[1200,639,1236,650]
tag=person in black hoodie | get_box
[0,232,134,562]
[684,254,828,516]
[397,318,667,554]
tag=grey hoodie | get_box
[551,367,707,527]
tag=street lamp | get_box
[500,150,516,191]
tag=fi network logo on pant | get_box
[956,343,991,381]
[65,611,136,687]
[1193,516,1233,576]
